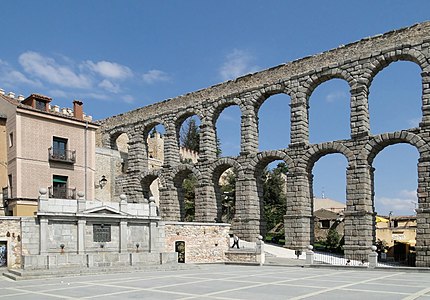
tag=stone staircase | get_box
[2,263,199,281]
[238,238,307,266]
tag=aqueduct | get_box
[98,21,430,267]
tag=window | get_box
[320,220,330,229]
[7,175,12,198]
[49,137,75,163]
[52,175,68,199]
[52,137,67,159]
[35,100,45,111]
[8,132,13,147]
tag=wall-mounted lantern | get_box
[98,175,107,189]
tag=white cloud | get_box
[6,70,41,86]
[84,60,132,80]
[1,52,137,104]
[0,59,41,87]
[142,70,169,84]
[98,79,121,93]
[19,51,92,89]
[325,91,347,103]
[219,49,259,81]
[82,92,110,101]
[399,189,417,199]
[376,189,417,215]
[218,113,239,123]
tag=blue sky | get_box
[1,0,429,216]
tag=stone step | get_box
[2,263,199,281]
[264,251,276,257]
[265,257,306,266]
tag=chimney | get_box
[17,95,25,101]
[0,89,4,95]
[8,92,15,98]
[73,100,83,120]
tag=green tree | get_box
[220,170,236,222]
[325,228,341,251]
[216,136,222,157]
[263,163,288,233]
[179,118,200,220]
[180,117,200,152]
[182,173,197,221]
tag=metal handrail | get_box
[48,186,77,199]
[48,147,76,163]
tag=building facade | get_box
[0,114,7,215]
[0,91,98,216]
[376,215,416,264]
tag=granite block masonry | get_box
[98,21,430,267]
[6,189,175,270]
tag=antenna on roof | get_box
[321,186,325,199]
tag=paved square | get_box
[1,265,430,299]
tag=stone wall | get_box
[20,217,39,256]
[225,251,258,263]
[22,252,177,270]
[4,216,248,268]
[0,217,22,269]
[95,147,122,201]
[98,21,430,266]
[164,222,230,263]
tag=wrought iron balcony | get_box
[2,187,8,200]
[48,147,76,163]
[48,186,77,199]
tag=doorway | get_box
[175,241,185,263]
[0,241,7,267]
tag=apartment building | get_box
[0,114,7,215]
[0,90,99,216]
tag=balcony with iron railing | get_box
[48,147,76,164]
[48,186,77,199]
[2,187,8,200]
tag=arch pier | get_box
[99,22,430,267]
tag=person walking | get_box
[232,234,240,248]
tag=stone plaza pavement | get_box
[1,265,430,300]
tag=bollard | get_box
[368,245,378,268]
[256,235,265,266]
[306,245,314,265]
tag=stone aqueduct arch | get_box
[98,22,430,267]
